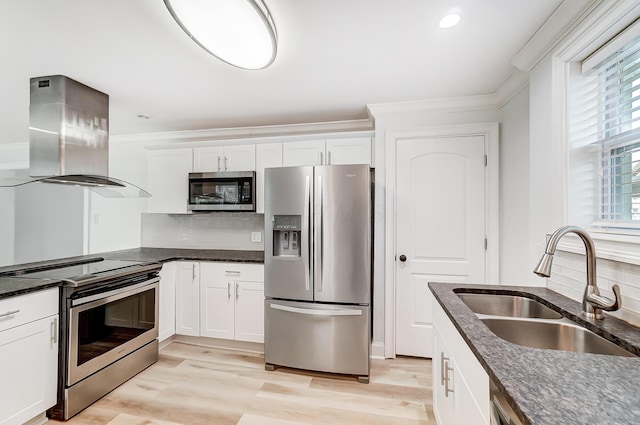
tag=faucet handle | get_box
[586,284,621,312]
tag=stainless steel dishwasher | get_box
[490,381,524,425]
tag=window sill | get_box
[556,231,640,266]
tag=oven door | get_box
[67,277,159,386]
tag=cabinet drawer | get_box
[200,262,264,282]
[0,288,58,332]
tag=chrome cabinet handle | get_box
[235,282,239,301]
[51,317,58,344]
[225,271,241,276]
[224,156,228,171]
[440,352,447,385]
[444,359,454,397]
[228,282,231,299]
[328,150,331,165]
[320,151,323,165]
[217,156,222,171]
[192,263,196,281]
[0,309,19,318]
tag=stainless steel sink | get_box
[481,318,635,357]
[457,293,563,319]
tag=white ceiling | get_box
[0,0,566,144]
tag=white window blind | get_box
[573,30,640,228]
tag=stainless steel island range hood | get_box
[0,75,150,198]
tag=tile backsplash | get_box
[548,250,640,327]
[141,213,265,251]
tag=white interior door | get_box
[395,135,486,357]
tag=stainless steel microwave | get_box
[188,171,256,211]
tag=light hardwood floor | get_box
[51,342,432,425]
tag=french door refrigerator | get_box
[264,164,372,383]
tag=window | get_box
[570,29,640,229]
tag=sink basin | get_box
[482,318,635,357]
[457,293,563,319]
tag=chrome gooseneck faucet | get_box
[533,225,621,319]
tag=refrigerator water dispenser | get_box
[272,215,302,257]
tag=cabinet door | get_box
[175,262,200,336]
[282,140,325,166]
[433,301,490,425]
[147,148,193,213]
[193,146,224,172]
[326,137,372,166]
[0,315,58,425]
[234,281,264,343]
[256,143,283,214]
[224,144,256,171]
[199,263,235,340]
[158,262,176,342]
[433,325,455,425]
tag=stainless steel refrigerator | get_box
[264,164,372,383]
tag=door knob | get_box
[399,255,407,262]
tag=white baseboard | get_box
[171,335,265,354]
[371,341,386,359]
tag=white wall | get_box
[14,182,86,263]
[523,1,640,325]
[498,86,535,284]
[0,172,15,266]
[88,143,148,254]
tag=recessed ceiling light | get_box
[164,0,278,70]
[439,14,461,29]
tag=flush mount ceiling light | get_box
[439,13,461,29]
[164,0,277,70]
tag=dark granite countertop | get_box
[429,282,640,425]
[0,248,263,300]
[0,276,61,299]
[99,247,264,264]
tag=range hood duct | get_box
[0,75,150,198]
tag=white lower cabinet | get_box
[175,262,201,336]
[433,299,489,425]
[158,262,177,342]
[200,262,264,343]
[0,288,58,425]
[174,261,265,343]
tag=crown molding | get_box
[110,119,373,146]
[511,0,601,71]
[367,94,500,120]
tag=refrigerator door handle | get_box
[316,175,323,292]
[302,175,311,292]
[270,303,362,316]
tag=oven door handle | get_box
[71,277,160,307]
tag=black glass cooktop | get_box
[22,259,155,285]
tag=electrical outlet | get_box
[251,231,262,243]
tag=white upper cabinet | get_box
[193,145,256,172]
[282,140,325,166]
[326,137,372,166]
[256,143,283,214]
[283,138,372,167]
[147,148,193,214]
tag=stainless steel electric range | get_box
[16,257,162,420]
